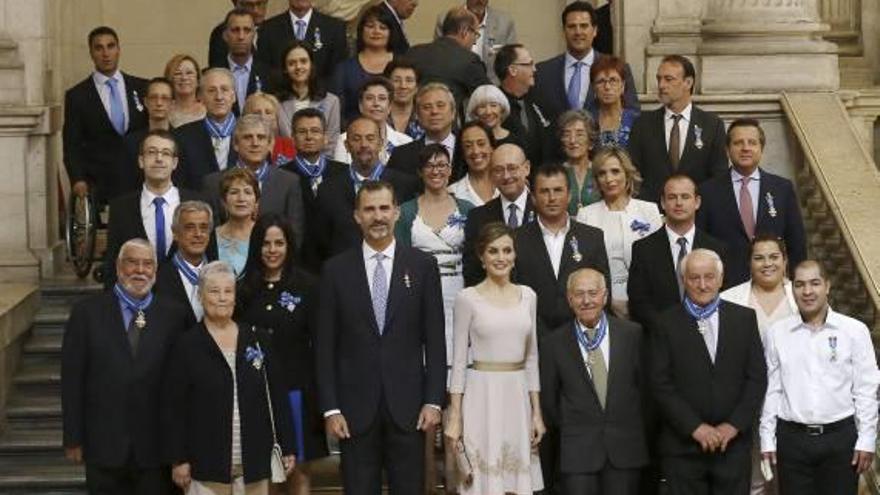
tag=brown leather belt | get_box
[472,360,525,372]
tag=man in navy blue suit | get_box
[696,118,806,286]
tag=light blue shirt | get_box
[564,49,595,110]
[228,55,253,111]
[731,168,760,221]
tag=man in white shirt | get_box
[760,260,880,494]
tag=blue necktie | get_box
[372,253,388,334]
[507,204,519,229]
[295,20,307,41]
[154,197,167,262]
[567,62,583,110]
[106,78,126,135]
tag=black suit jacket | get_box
[501,89,554,169]
[379,1,409,54]
[534,51,639,131]
[62,73,149,202]
[314,169,418,261]
[406,37,491,118]
[256,9,348,80]
[278,158,349,273]
[386,137,468,182]
[514,221,610,339]
[152,261,199,329]
[315,243,446,434]
[61,293,188,468]
[173,119,239,189]
[209,57,271,116]
[162,323,294,483]
[627,105,729,204]
[540,316,649,473]
[462,195,535,287]
[627,227,728,332]
[103,187,203,288]
[208,21,227,69]
[650,302,767,457]
[696,169,807,286]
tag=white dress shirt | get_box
[139,185,179,257]
[564,50,595,110]
[289,8,313,37]
[363,240,395,299]
[731,168,760,221]
[471,10,488,59]
[760,308,880,453]
[425,132,456,163]
[228,54,253,111]
[500,189,529,227]
[575,318,610,372]
[665,224,695,271]
[697,310,720,363]
[538,217,570,279]
[448,175,498,207]
[177,258,205,321]
[92,70,131,131]
[664,102,693,159]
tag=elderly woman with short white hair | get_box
[465,84,520,147]
[162,260,296,495]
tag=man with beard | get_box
[62,239,189,494]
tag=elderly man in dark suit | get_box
[627,55,728,204]
[210,8,271,117]
[434,0,518,84]
[380,0,418,54]
[62,238,189,494]
[533,1,638,129]
[406,6,490,119]
[697,118,806,286]
[651,248,767,495]
[201,114,305,246]
[208,0,268,68]
[315,180,446,495]
[463,143,535,286]
[104,129,203,288]
[256,0,347,79]
[541,267,648,495]
[173,68,240,189]
[63,26,148,203]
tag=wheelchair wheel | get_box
[65,192,97,279]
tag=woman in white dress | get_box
[448,121,499,207]
[576,147,661,319]
[721,234,796,495]
[445,223,545,495]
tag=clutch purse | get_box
[454,440,474,489]
[269,442,286,483]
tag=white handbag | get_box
[258,340,288,483]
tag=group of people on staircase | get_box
[59,1,879,495]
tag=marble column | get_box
[699,0,839,92]
[643,0,704,93]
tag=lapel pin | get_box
[404,272,411,289]
[694,125,704,150]
[132,90,144,112]
[766,192,777,218]
[313,28,323,50]
[569,236,582,263]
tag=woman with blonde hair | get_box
[243,92,296,166]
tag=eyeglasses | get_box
[594,77,622,87]
[142,148,176,159]
[490,162,526,176]
[468,27,481,39]
[423,160,451,171]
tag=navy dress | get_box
[236,267,328,462]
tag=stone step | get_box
[22,333,62,356]
[0,428,63,455]
[12,359,60,395]
[0,460,83,491]
[6,393,61,421]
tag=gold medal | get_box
[135,310,147,329]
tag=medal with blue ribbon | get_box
[828,335,838,362]
[113,283,154,329]
[569,236,582,263]
[574,312,607,367]
[172,252,204,286]
[684,295,721,334]
[294,155,327,195]
[349,162,384,191]
[239,160,270,188]
[204,113,236,140]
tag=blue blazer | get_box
[696,169,807,286]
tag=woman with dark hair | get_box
[236,213,328,495]
[385,58,424,140]
[589,55,640,149]
[330,5,396,123]
[275,40,340,153]
[558,110,600,214]
[448,121,499,207]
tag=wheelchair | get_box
[64,190,106,280]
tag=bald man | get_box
[651,249,766,495]
[540,268,648,495]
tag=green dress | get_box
[565,164,599,215]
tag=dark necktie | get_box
[669,114,683,169]
[127,313,142,356]
[153,197,167,262]
[507,204,519,229]
[676,237,688,300]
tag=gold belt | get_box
[472,360,525,372]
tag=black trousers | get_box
[85,459,170,495]
[663,447,750,495]
[339,396,425,495]
[562,464,641,495]
[539,428,560,494]
[776,418,859,495]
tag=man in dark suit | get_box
[533,1,638,130]
[496,43,553,170]
[257,0,347,79]
[62,238,189,494]
[697,118,806,286]
[316,117,418,261]
[381,0,418,54]
[541,267,648,495]
[279,108,349,272]
[202,114,305,244]
[463,143,535,286]
[406,6,490,119]
[628,174,728,332]
[104,130,203,288]
[208,0,268,69]
[386,82,466,180]
[173,68,239,189]
[651,248,767,495]
[627,55,728,204]
[315,180,446,494]
[211,8,271,116]
[63,26,148,204]
[153,200,214,328]
[123,77,176,193]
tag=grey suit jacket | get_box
[434,6,517,84]
[202,167,305,249]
